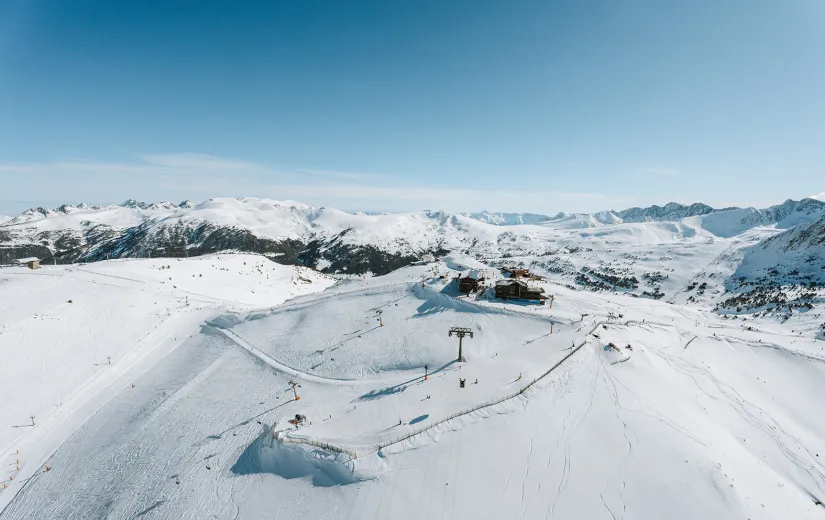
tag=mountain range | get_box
[1,196,824,308]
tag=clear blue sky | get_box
[1,0,823,216]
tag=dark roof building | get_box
[495,279,546,302]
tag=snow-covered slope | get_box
[0,254,334,513]
[3,262,824,519]
[731,212,825,288]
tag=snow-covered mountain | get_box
[747,197,825,228]
[5,199,196,226]
[536,210,624,228]
[6,203,106,225]
[706,213,825,314]
[2,196,824,308]
[614,201,718,222]
[735,212,825,285]
[461,210,550,225]
[119,198,194,210]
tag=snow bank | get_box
[232,427,368,487]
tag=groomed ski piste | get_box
[2,255,825,519]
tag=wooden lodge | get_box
[458,269,484,294]
[495,279,547,302]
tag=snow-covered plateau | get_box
[0,195,824,519]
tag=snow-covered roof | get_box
[496,279,527,287]
[459,269,482,280]
[12,257,39,264]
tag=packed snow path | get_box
[212,326,373,386]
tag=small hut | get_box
[12,257,40,270]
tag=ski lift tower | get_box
[448,327,473,362]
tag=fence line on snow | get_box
[359,319,607,455]
[278,435,360,460]
[280,319,642,457]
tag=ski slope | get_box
[2,259,825,519]
[0,254,334,512]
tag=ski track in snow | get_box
[647,342,825,499]
[2,256,825,519]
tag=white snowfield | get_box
[0,254,335,513]
[1,256,824,519]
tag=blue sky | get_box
[1,0,823,216]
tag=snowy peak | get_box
[6,207,53,225]
[3,195,824,279]
[119,199,190,211]
[759,198,825,228]
[5,204,106,225]
[615,202,716,222]
[592,210,623,225]
[535,210,623,229]
[732,211,825,288]
[755,209,825,255]
[5,199,196,227]
[462,211,551,226]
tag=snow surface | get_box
[733,213,825,285]
[2,259,825,519]
[0,254,334,513]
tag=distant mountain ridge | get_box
[120,199,196,210]
[8,197,825,229]
[460,199,825,227]
[614,202,718,222]
[461,211,551,226]
[1,196,823,282]
[4,199,196,226]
